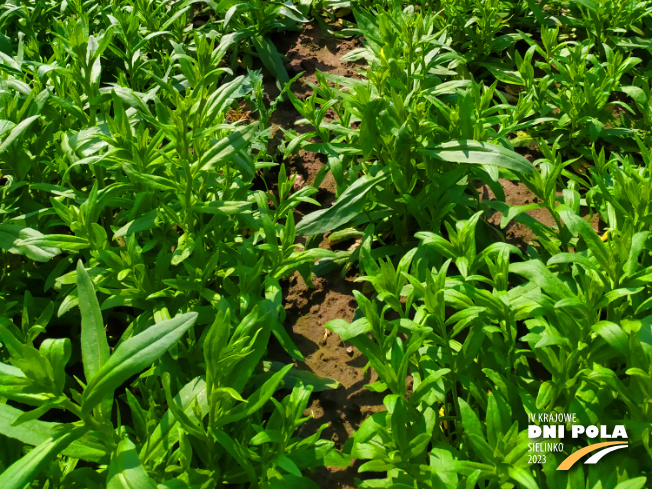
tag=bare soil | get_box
[478,179,557,249]
[282,272,384,488]
[477,178,601,251]
[261,23,383,489]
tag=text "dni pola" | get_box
[528,424,628,439]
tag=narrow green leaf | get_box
[421,140,534,174]
[535,381,556,410]
[477,63,524,85]
[122,167,180,192]
[592,321,628,356]
[216,364,293,426]
[325,318,371,341]
[251,35,289,88]
[196,123,257,175]
[141,377,207,465]
[547,252,601,275]
[0,115,39,154]
[296,167,389,235]
[557,205,610,272]
[212,430,257,484]
[625,232,650,277]
[277,455,302,477]
[81,313,198,414]
[193,201,251,215]
[0,404,106,462]
[17,234,90,251]
[508,467,538,489]
[500,203,543,228]
[77,261,110,382]
[107,437,157,489]
[0,425,88,489]
[613,478,647,489]
[202,75,245,125]
[113,210,158,239]
[411,369,450,404]
[509,260,572,301]
[0,224,60,261]
[263,361,340,392]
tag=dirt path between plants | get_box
[266,22,570,489]
[264,23,383,489]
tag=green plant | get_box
[288,6,534,264]
[0,2,339,486]
[325,211,652,486]
[4,0,652,486]
[211,0,309,90]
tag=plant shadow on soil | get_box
[270,271,385,488]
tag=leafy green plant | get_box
[0,261,199,487]
[4,0,652,486]
[326,212,652,487]
[288,6,534,262]
[210,0,309,90]
[0,262,336,487]
[0,2,340,486]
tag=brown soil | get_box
[264,22,384,489]
[281,272,384,488]
[477,179,601,250]
[477,179,558,250]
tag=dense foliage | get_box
[0,0,650,487]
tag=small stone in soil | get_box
[320,329,331,344]
[293,173,305,190]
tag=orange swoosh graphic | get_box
[557,441,628,470]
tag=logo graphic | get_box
[526,412,629,469]
[556,441,629,470]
